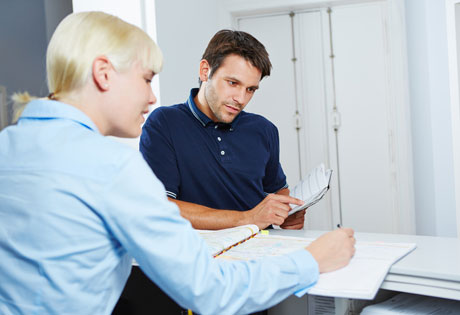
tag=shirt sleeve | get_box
[139,108,180,199]
[101,152,319,315]
[263,123,288,194]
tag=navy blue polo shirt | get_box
[140,88,287,211]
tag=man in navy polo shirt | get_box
[140,29,306,231]
[114,29,311,315]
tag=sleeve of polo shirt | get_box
[263,123,288,194]
[101,152,319,315]
[140,108,180,199]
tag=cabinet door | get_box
[328,3,395,233]
[238,1,413,233]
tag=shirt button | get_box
[220,150,225,156]
[214,125,218,129]
[217,137,221,142]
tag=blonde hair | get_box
[12,11,163,121]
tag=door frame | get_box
[218,0,415,234]
[445,0,460,238]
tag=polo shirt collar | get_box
[186,88,241,129]
[20,99,100,133]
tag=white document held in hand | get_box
[289,163,332,215]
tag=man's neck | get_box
[194,86,216,122]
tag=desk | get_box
[268,230,460,314]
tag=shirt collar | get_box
[19,99,100,133]
[186,88,241,129]
[186,88,211,127]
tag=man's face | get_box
[203,54,262,123]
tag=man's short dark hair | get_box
[199,29,272,86]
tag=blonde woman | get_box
[0,11,355,315]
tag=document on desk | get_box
[215,234,416,300]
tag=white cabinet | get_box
[237,1,414,233]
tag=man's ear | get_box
[92,56,113,92]
[199,59,211,83]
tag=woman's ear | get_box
[92,56,113,91]
[199,59,211,83]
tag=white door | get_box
[237,1,414,233]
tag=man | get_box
[121,29,317,314]
[140,29,306,231]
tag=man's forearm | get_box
[168,198,251,230]
[276,188,290,196]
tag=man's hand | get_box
[247,194,304,229]
[306,228,356,273]
[280,210,306,229]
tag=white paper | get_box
[214,234,416,300]
[197,224,259,256]
[361,293,460,314]
[289,163,332,215]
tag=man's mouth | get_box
[224,104,240,114]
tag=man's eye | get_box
[228,81,236,85]
[146,79,152,84]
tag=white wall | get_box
[154,0,220,106]
[405,0,457,236]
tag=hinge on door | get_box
[332,110,341,131]
[294,112,302,130]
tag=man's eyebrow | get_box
[225,76,241,83]
[225,76,259,90]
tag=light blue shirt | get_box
[0,99,319,315]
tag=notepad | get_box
[197,226,416,300]
[289,163,332,215]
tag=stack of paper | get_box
[361,293,460,314]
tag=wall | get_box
[154,0,220,106]
[0,0,48,110]
[0,0,72,126]
[405,0,457,236]
[44,0,73,43]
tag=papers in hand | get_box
[289,163,332,215]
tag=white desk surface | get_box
[269,229,460,300]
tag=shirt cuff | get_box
[166,190,177,199]
[287,249,319,296]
